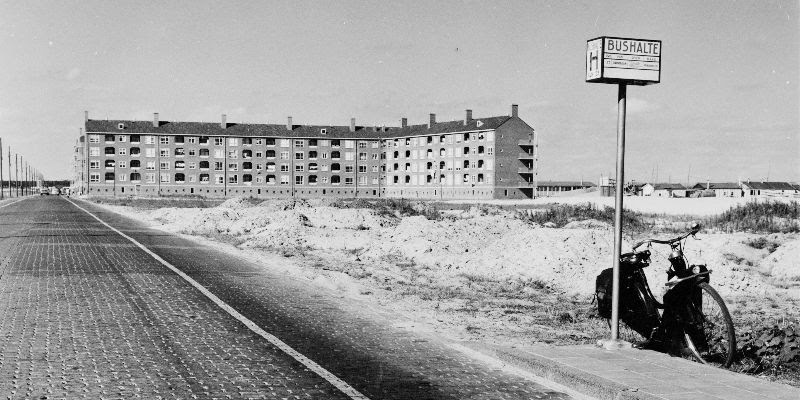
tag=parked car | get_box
[60,187,70,196]
[39,187,49,195]
[49,187,60,195]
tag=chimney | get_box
[511,104,518,118]
[428,113,436,128]
[84,110,88,122]
[153,112,159,128]
[286,116,292,130]
[350,117,356,132]
[401,117,407,128]
[464,109,472,125]
[220,114,227,129]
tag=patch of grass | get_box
[520,203,650,232]
[87,196,224,209]
[745,237,781,253]
[331,198,442,220]
[706,200,799,233]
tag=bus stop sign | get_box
[586,37,661,86]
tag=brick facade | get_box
[76,106,537,199]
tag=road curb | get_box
[474,344,662,400]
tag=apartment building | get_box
[76,105,538,199]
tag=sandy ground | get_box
[89,196,800,349]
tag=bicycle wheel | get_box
[683,282,736,367]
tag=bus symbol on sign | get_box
[586,39,601,80]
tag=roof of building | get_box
[537,181,596,187]
[85,115,517,139]
[741,181,796,190]
[690,182,741,190]
[645,183,686,190]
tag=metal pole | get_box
[15,154,19,197]
[610,83,627,343]
[0,137,3,200]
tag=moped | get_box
[596,223,736,367]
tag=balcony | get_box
[518,167,535,174]
[518,139,535,146]
[518,152,535,159]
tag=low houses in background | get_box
[690,182,743,197]
[537,181,595,196]
[741,181,798,198]
[641,183,687,197]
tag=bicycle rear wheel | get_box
[683,282,736,367]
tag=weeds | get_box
[745,237,781,253]
[87,196,224,209]
[331,198,442,220]
[706,200,799,233]
[520,203,650,232]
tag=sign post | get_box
[587,37,661,348]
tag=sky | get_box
[0,0,797,182]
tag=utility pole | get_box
[7,147,11,197]
[15,153,19,197]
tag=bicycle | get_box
[596,222,736,367]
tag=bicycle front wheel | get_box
[683,282,736,367]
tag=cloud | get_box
[66,67,81,80]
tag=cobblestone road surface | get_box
[0,196,571,399]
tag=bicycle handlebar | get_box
[632,222,701,251]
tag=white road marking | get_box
[0,197,27,209]
[66,198,370,400]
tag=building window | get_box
[228,138,238,146]
[242,138,252,145]
[308,175,317,184]
[358,142,367,148]
[146,161,156,170]
[280,175,290,185]
[105,135,116,143]
[214,137,224,146]
[104,147,115,155]
[160,161,170,170]
[175,173,185,183]
[89,161,100,169]
[295,164,304,172]
[295,152,304,160]
[199,161,209,169]
[345,177,354,185]
[280,151,289,160]
[242,174,252,183]
[214,149,224,158]
[130,160,140,168]
[89,135,100,144]
[358,165,367,173]
[280,164,289,172]
[345,165,354,173]
[160,173,170,183]
[199,148,210,157]
[331,163,341,172]
[117,135,127,142]
[160,149,170,157]
[215,175,224,184]
[118,161,127,169]
[228,175,238,184]
[214,162,223,171]
[331,175,341,184]
[265,138,275,146]
[280,139,290,147]
[158,136,168,145]
[188,162,196,169]
[199,173,209,182]
[175,160,185,169]
[174,148,185,156]
[187,137,197,144]
[242,162,252,170]
[228,163,238,171]
[295,175,304,185]
[294,140,304,148]
[89,173,100,183]
[199,136,209,145]
[129,172,141,182]
[242,150,252,159]
[145,173,156,183]
[89,147,100,156]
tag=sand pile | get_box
[122,197,796,300]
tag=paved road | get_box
[0,196,571,399]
